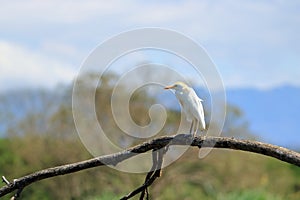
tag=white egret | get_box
[164,81,205,136]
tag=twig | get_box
[10,187,23,200]
[2,176,10,185]
[139,150,159,200]
[121,146,169,200]
[2,176,23,199]
[0,134,300,198]
[120,150,158,200]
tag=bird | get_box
[164,81,205,136]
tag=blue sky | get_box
[0,0,300,91]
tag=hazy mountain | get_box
[157,84,300,149]
[0,86,69,135]
[1,85,299,149]
[226,85,300,149]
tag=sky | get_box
[0,0,300,91]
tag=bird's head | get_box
[164,81,189,91]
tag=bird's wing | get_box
[175,92,193,122]
[179,98,193,122]
[178,98,184,108]
[188,91,206,130]
[196,98,206,130]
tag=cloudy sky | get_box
[0,0,299,91]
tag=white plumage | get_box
[165,81,205,136]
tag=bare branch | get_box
[0,134,299,198]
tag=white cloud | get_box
[0,41,77,91]
[0,0,300,89]
[0,0,125,24]
[40,41,86,66]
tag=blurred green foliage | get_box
[1,137,299,199]
[0,73,299,199]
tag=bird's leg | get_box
[189,120,194,135]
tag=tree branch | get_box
[1,134,299,198]
[120,146,169,200]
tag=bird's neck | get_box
[177,87,190,95]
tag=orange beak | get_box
[164,85,174,89]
